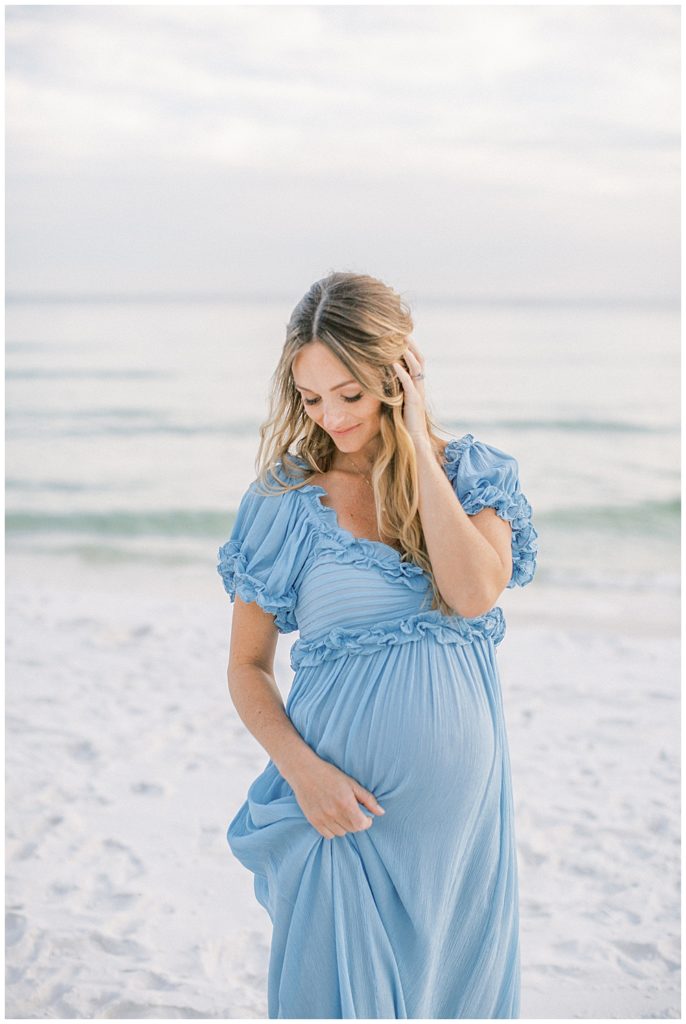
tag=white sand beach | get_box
[5,554,680,1019]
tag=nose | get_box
[323,416,354,433]
[321,408,353,432]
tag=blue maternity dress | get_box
[217,432,538,1019]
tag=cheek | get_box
[361,398,382,421]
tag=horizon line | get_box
[4,291,680,308]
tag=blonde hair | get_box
[252,270,457,616]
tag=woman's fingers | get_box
[405,348,424,375]
[406,337,425,365]
[324,819,347,838]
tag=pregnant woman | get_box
[217,271,539,1019]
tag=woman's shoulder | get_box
[439,432,476,469]
[216,457,319,633]
[441,431,523,472]
[240,455,309,500]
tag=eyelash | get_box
[302,393,363,406]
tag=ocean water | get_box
[6,296,680,633]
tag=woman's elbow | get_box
[454,599,496,619]
[447,578,507,618]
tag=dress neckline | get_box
[289,433,474,562]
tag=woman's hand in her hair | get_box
[392,338,430,446]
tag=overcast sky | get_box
[5,4,680,301]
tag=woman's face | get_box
[291,341,383,453]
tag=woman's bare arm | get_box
[228,593,385,838]
[227,595,319,787]
[414,438,513,617]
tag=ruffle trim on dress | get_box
[217,538,298,634]
[442,432,476,473]
[289,607,505,671]
[289,471,429,593]
[442,434,539,589]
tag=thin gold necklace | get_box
[344,452,373,487]
[345,453,389,518]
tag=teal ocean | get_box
[6,296,680,627]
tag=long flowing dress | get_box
[217,432,539,1019]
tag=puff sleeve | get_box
[444,434,539,588]
[216,478,314,633]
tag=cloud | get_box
[5,5,679,297]
[7,6,678,173]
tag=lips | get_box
[332,425,358,435]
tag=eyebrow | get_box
[293,378,357,393]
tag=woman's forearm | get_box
[228,664,319,787]
[414,437,507,616]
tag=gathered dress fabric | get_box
[217,432,539,1019]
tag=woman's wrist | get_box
[275,729,320,788]
[411,433,435,461]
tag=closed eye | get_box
[303,393,363,406]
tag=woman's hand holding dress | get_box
[289,755,386,840]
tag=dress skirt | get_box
[228,628,521,1018]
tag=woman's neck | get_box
[331,435,381,474]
